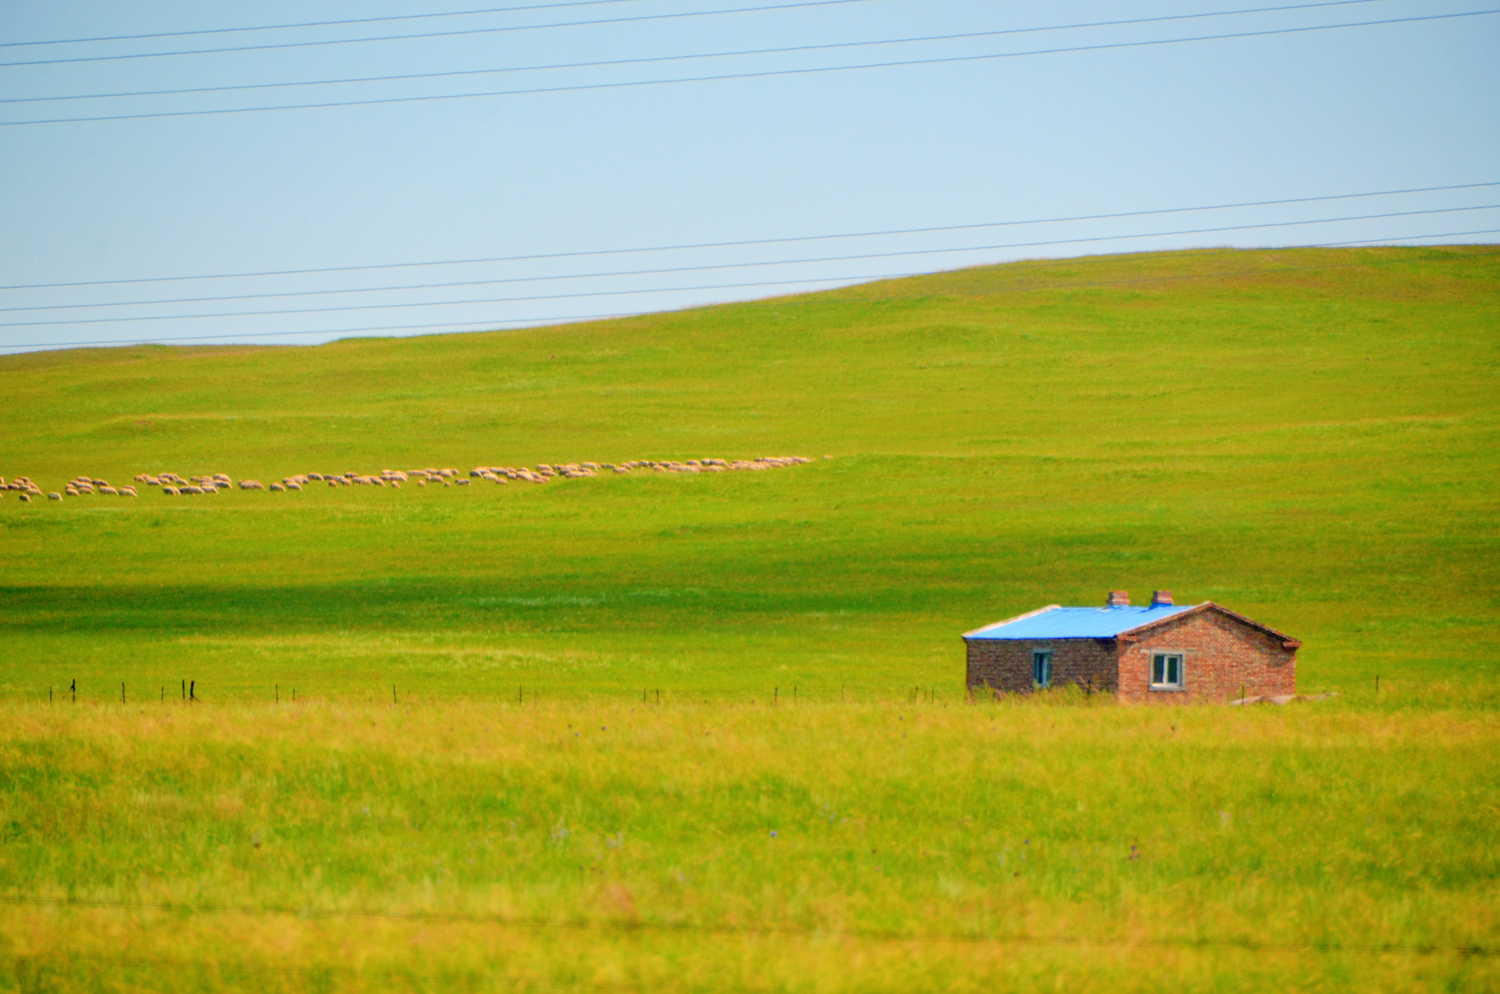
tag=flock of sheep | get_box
[1,456,812,503]
[0,474,138,503]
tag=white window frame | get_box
[1150,651,1185,691]
[1032,650,1053,689]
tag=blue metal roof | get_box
[965,604,1198,640]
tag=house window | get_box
[1151,653,1184,690]
[1032,651,1053,688]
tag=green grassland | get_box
[1,246,1497,990]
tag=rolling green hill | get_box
[2,245,1495,702]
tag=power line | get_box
[0,895,1489,956]
[0,0,650,49]
[3,10,1495,127]
[4,181,1494,292]
[2,204,1493,327]
[0,0,1393,105]
[0,0,881,69]
[1323,227,1500,245]
[4,241,1494,353]
[0,274,869,327]
[5,203,1496,315]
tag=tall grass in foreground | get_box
[1,696,1495,992]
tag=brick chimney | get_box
[1106,590,1130,607]
[1151,590,1174,607]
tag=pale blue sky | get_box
[1,0,1496,353]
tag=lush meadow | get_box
[1,246,1497,989]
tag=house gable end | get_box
[1116,601,1300,648]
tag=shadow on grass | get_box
[0,580,924,637]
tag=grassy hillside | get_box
[1,245,1497,991]
[1,245,1495,702]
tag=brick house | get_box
[963,590,1298,703]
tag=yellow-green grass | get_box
[2,698,1496,992]
[1,245,1497,989]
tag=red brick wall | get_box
[965,638,1118,696]
[1118,608,1296,704]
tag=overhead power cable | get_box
[5,240,1495,353]
[0,0,650,49]
[3,181,1493,292]
[0,0,879,68]
[0,0,1394,105]
[3,204,1494,329]
[6,203,1496,315]
[4,9,1493,128]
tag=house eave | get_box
[961,604,1062,640]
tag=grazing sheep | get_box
[65,487,79,496]
[181,486,204,495]
[19,494,30,503]
[455,478,469,486]
[286,481,302,491]
[99,486,118,495]
[269,483,285,492]
[417,478,427,487]
[162,486,179,496]
[92,479,108,487]
[48,492,62,501]
[238,480,263,490]
[120,487,137,497]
